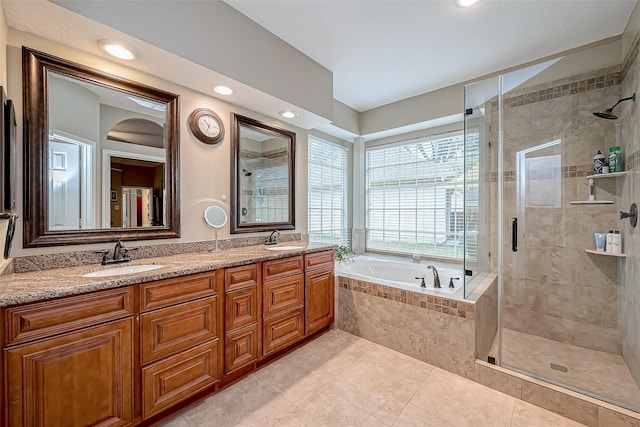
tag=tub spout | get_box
[427,265,440,288]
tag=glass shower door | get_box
[497,45,640,411]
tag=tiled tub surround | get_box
[337,269,496,380]
[0,242,327,306]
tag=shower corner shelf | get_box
[569,200,614,205]
[585,171,627,179]
[585,249,627,258]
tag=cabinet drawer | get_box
[140,272,216,312]
[225,287,258,332]
[305,250,334,272]
[225,324,258,374]
[263,256,303,282]
[263,275,304,319]
[225,264,258,292]
[141,297,218,365]
[4,287,133,347]
[263,308,304,357]
[142,340,219,419]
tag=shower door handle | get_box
[511,217,518,252]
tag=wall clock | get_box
[188,108,224,144]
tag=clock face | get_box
[198,115,221,137]
[189,108,224,144]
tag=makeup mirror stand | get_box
[203,205,228,253]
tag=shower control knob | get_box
[620,203,638,228]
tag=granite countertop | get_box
[0,243,334,307]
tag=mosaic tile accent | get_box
[13,233,303,273]
[494,68,621,111]
[337,276,475,320]
[625,149,640,171]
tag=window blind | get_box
[308,136,350,246]
[366,130,479,259]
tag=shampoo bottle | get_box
[594,150,605,174]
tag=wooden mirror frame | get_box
[23,47,180,247]
[230,113,295,234]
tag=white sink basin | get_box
[82,264,164,278]
[265,245,304,251]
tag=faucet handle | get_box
[449,277,460,288]
[414,276,426,288]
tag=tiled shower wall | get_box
[489,66,623,353]
[620,35,640,389]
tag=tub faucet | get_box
[427,265,440,288]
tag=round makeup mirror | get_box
[203,205,228,253]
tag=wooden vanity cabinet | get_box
[304,251,335,335]
[139,271,221,420]
[3,288,135,427]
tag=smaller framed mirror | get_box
[203,205,227,253]
[230,114,295,233]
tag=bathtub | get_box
[335,256,463,295]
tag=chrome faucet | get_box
[427,265,440,288]
[100,241,132,265]
[265,230,280,245]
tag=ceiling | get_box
[225,0,637,112]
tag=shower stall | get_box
[464,35,640,413]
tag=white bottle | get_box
[611,231,622,254]
[606,230,614,252]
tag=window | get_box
[308,136,349,245]
[366,130,479,258]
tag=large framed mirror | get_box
[23,47,180,247]
[230,114,295,233]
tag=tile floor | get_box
[490,328,640,411]
[160,329,586,426]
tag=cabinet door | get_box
[6,318,133,427]
[305,270,335,335]
[142,340,219,419]
[224,324,258,375]
[263,308,304,357]
[225,287,258,332]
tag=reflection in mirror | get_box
[231,114,295,233]
[23,47,180,247]
[203,205,228,253]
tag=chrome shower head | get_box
[593,93,636,120]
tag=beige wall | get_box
[5,31,310,257]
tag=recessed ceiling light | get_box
[454,0,480,7]
[98,40,137,60]
[279,110,299,119]
[212,85,233,95]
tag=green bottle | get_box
[609,146,621,173]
